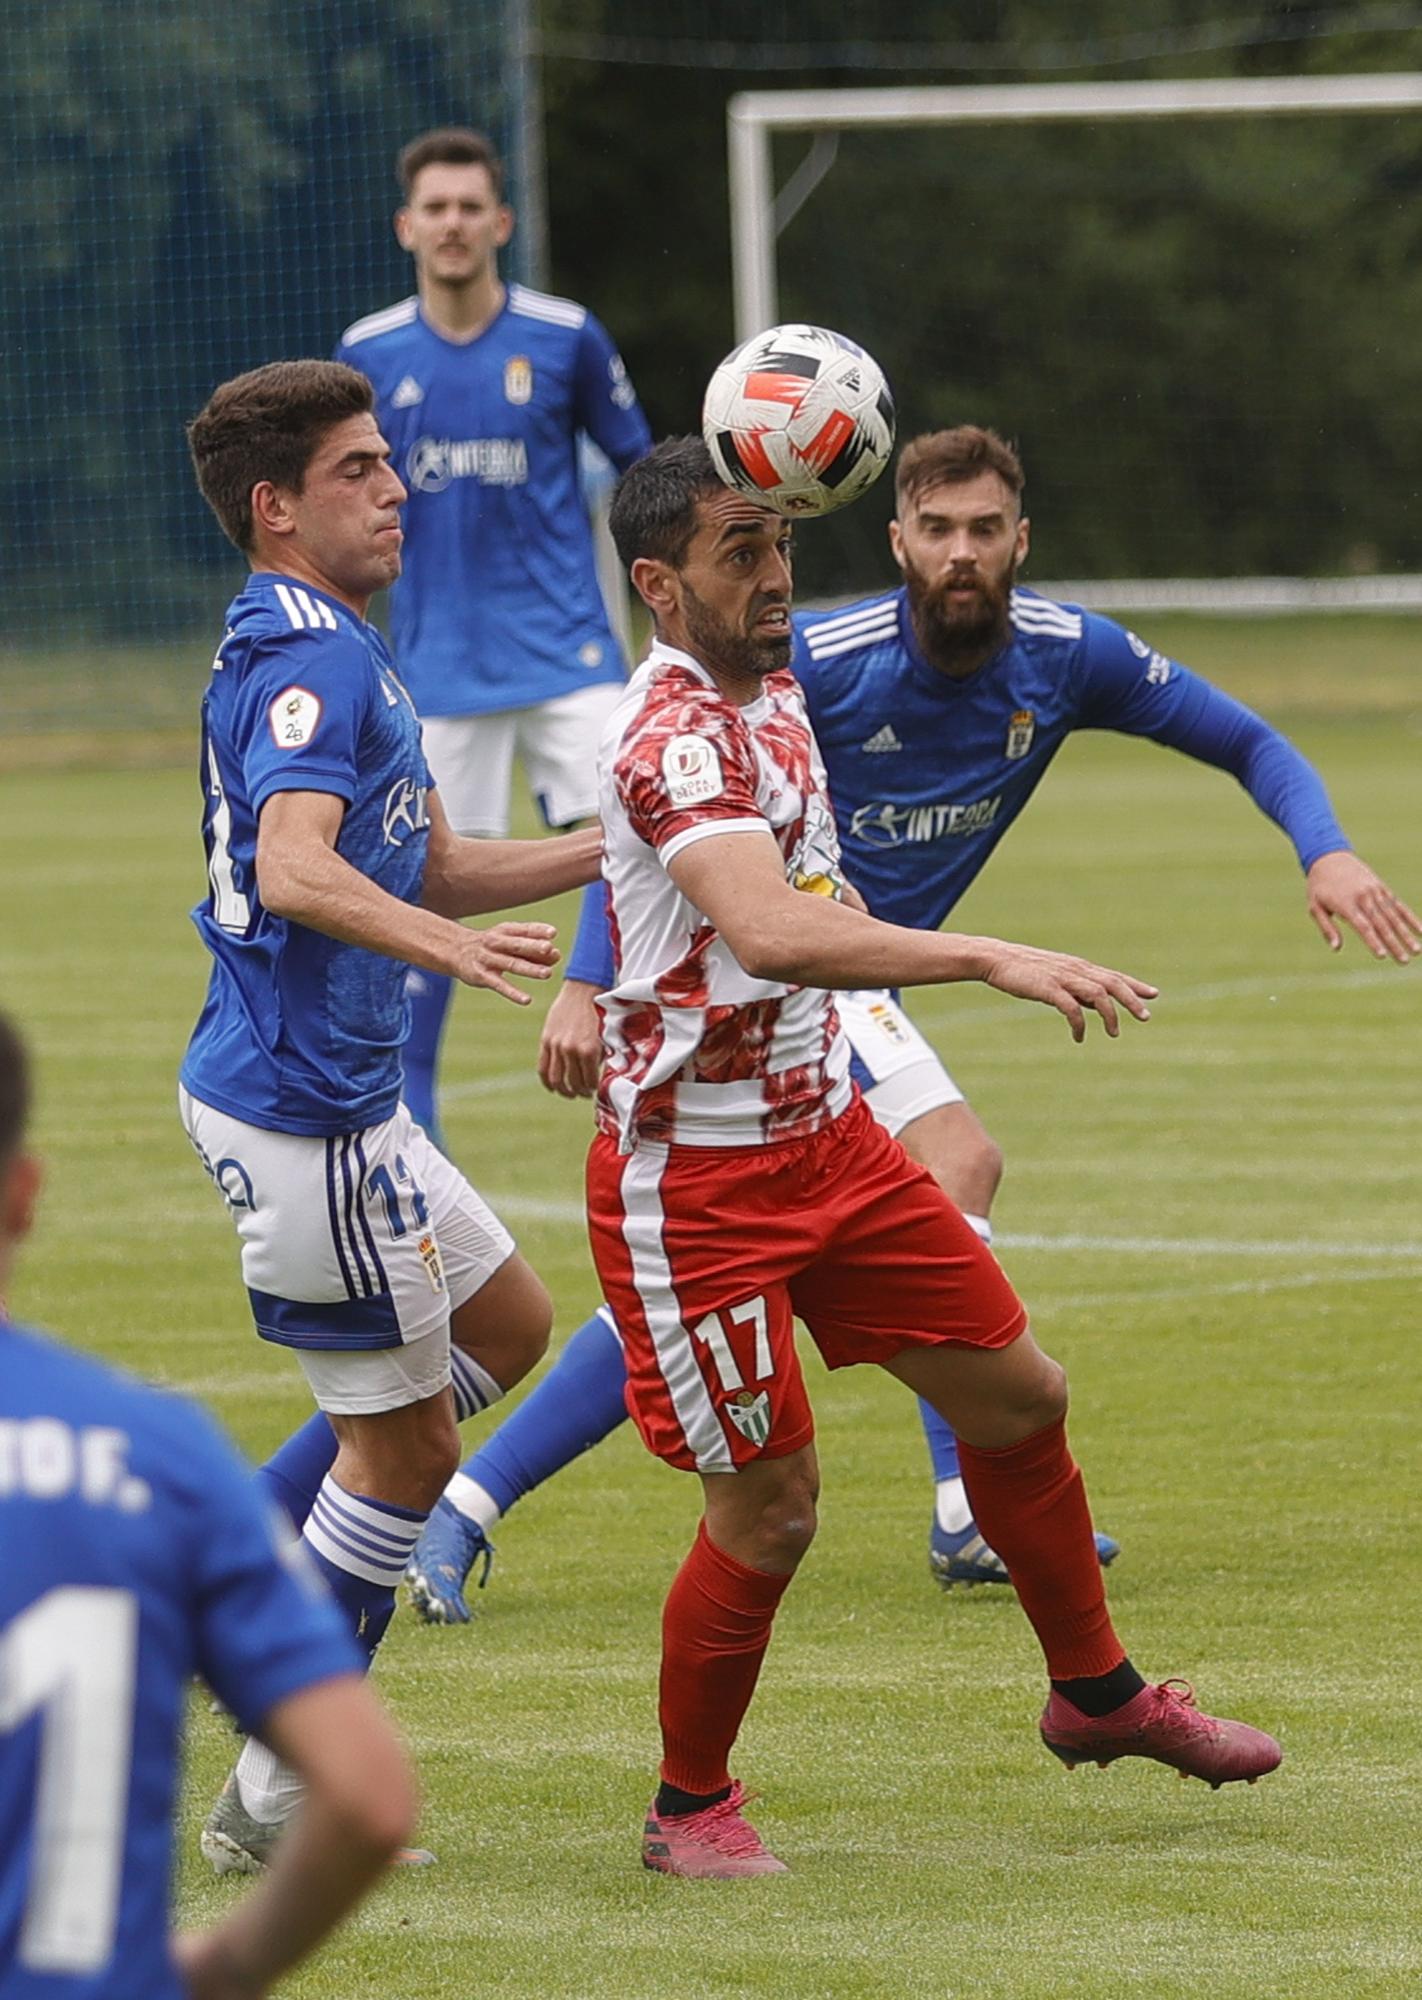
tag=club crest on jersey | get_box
[504,355,533,405]
[269,686,321,750]
[391,374,424,408]
[662,733,724,807]
[725,1390,772,1447]
[1005,709,1035,761]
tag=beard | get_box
[681,581,792,680]
[902,548,1017,673]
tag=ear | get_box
[630,555,677,620]
[394,205,414,252]
[888,517,907,574]
[251,480,297,542]
[1,1153,42,1248]
[1016,513,1031,566]
[494,204,515,250]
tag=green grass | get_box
[2,685,1420,1996]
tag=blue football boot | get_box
[405,1498,495,1625]
[931,1519,1121,1589]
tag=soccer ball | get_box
[702,324,896,517]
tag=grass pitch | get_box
[1,640,1419,1998]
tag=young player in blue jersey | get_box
[335,126,653,1151]
[0,1013,417,1998]
[179,358,601,1869]
[405,423,1417,1623]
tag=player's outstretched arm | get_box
[173,1675,415,1999]
[668,829,1156,1041]
[421,795,603,917]
[1305,850,1420,962]
[256,790,559,1005]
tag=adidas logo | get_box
[391,375,424,408]
[860,723,902,754]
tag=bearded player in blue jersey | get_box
[405,423,1418,1622]
[335,126,652,1152]
[0,1013,417,1998]
[179,358,601,1869]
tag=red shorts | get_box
[586,1091,1027,1475]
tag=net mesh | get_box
[2,0,523,732]
[767,110,1422,606]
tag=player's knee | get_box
[974,1131,1005,1204]
[751,1475,820,1570]
[1027,1352,1069,1429]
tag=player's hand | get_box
[538,978,603,1097]
[1305,851,1419,963]
[173,1930,265,2000]
[979,942,1158,1043]
[450,922,559,1004]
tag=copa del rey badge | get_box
[504,355,533,405]
[725,1389,772,1446]
[662,733,725,807]
[1005,708,1036,760]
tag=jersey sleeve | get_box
[565,879,618,988]
[572,312,653,473]
[235,629,374,817]
[178,1408,362,1735]
[1075,614,1350,871]
[616,701,768,867]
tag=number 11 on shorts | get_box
[690,1296,771,1392]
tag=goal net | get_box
[728,78,1422,613]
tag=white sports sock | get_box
[962,1212,993,1244]
[443,1471,502,1531]
[449,1348,504,1423]
[235,1735,304,1826]
[935,1475,974,1535]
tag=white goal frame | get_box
[727,75,1422,613]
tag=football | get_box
[702,324,896,517]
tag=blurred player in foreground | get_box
[408,423,1418,1618]
[335,125,652,1151]
[179,359,599,1870]
[0,1012,416,1996]
[585,438,1280,1876]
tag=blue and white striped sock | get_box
[301,1475,426,1664]
[449,1348,503,1424]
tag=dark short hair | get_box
[397,127,505,202]
[609,437,728,572]
[187,360,375,553]
[0,1012,30,1166]
[895,425,1025,514]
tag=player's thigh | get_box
[516,681,624,828]
[585,1131,817,1477]
[180,1091,472,1413]
[788,1097,1026,1370]
[881,1325,1067,1452]
[419,710,517,837]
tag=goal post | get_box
[727,74,1422,613]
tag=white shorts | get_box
[421,681,625,836]
[179,1090,515,1414]
[836,988,965,1138]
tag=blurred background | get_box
[5,0,1422,744]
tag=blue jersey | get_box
[181,573,433,1136]
[336,286,652,718]
[565,585,1350,985]
[0,1318,358,1998]
[792,586,1350,929]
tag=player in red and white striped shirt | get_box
[590,439,1281,1880]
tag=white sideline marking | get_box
[486,1191,1422,1261]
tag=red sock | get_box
[658,1521,793,1795]
[956,1418,1125,1680]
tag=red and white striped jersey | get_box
[596,639,853,1152]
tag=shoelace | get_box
[685,1789,770,1858]
[1150,1680,1221,1737]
